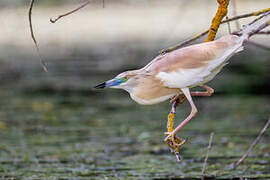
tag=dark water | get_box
[0,46,270,179]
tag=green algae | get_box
[0,88,269,179]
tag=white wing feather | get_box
[156,41,243,88]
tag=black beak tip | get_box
[94,82,106,89]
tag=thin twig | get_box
[249,20,270,37]
[248,11,270,27]
[232,12,270,37]
[159,30,209,54]
[50,0,92,23]
[233,13,270,51]
[160,8,270,54]
[201,132,214,180]
[28,0,48,72]
[256,30,270,35]
[232,118,270,169]
[222,8,270,24]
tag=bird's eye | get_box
[120,77,127,82]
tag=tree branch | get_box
[256,30,270,35]
[28,0,48,72]
[247,15,270,37]
[50,0,93,23]
[159,30,209,54]
[160,8,270,54]
[222,8,270,24]
[232,118,270,169]
[232,12,270,51]
[205,0,230,42]
[201,132,214,180]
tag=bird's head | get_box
[94,70,139,92]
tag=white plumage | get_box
[156,35,244,90]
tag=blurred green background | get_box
[0,0,269,179]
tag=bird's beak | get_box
[94,79,123,89]
[94,82,106,89]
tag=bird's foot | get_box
[164,132,186,161]
[170,94,186,105]
[164,132,186,148]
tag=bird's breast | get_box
[129,77,180,105]
[130,93,176,105]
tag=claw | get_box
[165,94,187,162]
[164,131,172,142]
[164,132,186,162]
[170,94,186,105]
[164,132,186,147]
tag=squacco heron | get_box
[94,15,269,155]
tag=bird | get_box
[94,15,269,150]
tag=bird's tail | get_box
[237,13,270,42]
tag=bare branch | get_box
[249,20,270,37]
[248,11,270,27]
[232,12,270,37]
[28,0,48,72]
[232,118,270,169]
[201,132,214,180]
[256,30,270,35]
[159,30,209,54]
[50,0,92,23]
[222,8,270,24]
[160,8,270,54]
[205,0,230,42]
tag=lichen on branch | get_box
[205,0,230,42]
[160,8,270,54]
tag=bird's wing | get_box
[144,35,243,88]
